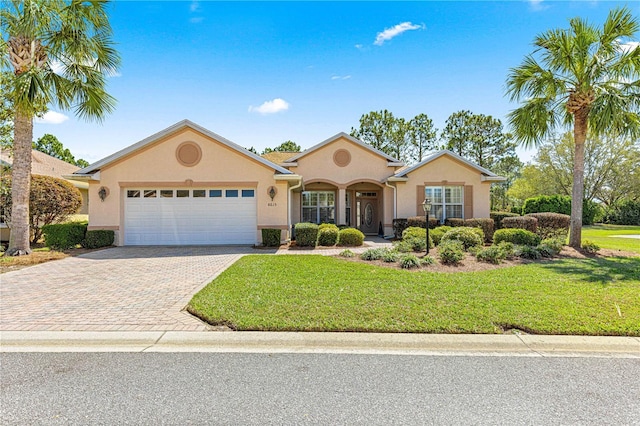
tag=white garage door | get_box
[124,188,257,245]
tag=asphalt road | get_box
[2,353,639,425]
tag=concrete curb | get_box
[1,331,639,357]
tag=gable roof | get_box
[285,132,403,165]
[393,150,505,181]
[74,120,293,175]
[1,149,80,178]
[261,151,299,165]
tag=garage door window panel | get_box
[161,190,173,198]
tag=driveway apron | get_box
[0,246,258,331]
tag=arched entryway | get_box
[346,181,384,235]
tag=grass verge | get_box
[188,254,640,336]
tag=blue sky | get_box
[32,0,638,164]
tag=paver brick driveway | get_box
[0,246,261,331]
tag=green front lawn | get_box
[581,225,640,253]
[188,254,640,336]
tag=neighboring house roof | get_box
[74,119,293,176]
[392,150,506,181]
[261,151,299,165]
[1,149,81,179]
[285,132,403,165]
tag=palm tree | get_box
[1,0,120,255]
[506,7,640,248]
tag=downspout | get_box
[288,177,303,241]
[385,181,397,237]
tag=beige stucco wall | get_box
[395,155,492,219]
[88,128,289,245]
[288,137,398,234]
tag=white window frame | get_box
[302,191,336,224]
[425,186,464,223]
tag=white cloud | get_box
[528,0,549,12]
[355,44,363,50]
[35,111,69,125]
[618,40,639,54]
[248,98,290,114]
[331,75,351,80]
[374,22,423,46]
[189,1,200,13]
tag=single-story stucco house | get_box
[69,120,504,246]
[1,149,89,242]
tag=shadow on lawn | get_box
[540,255,640,285]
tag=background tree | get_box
[1,0,120,255]
[0,174,82,243]
[490,154,524,211]
[262,140,301,154]
[350,109,397,154]
[0,72,13,151]
[408,113,438,163]
[506,7,640,248]
[33,133,89,167]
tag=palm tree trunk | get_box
[6,109,33,256]
[569,110,588,248]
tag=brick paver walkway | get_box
[1,239,392,332]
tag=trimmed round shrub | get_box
[430,226,452,246]
[1,174,82,243]
[402,226,425,240]
[438,240,465,265]
[464,218,494,243]
[82,230,115,249]
[526,213,570,239]
[317,227,339,246]
[441,227,483,250]
[399,253,421,269]
[261,228,282,247]
[392,218,409,239]
[502,216,538,233]
[318,223,338,231]
[401,227,434,251]
[490,211,520,229]
[537,238,564,257]
[494,228,541,247]
[338,228,364,246]
[294,222,319,247]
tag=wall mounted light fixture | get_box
[98,186,109,202]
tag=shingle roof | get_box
[0,149,80,178]
[260,151,299,165]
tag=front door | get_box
[356,192,378,235]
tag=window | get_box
[425,186,463,223]
[176,190,189,198]
[143,190,156,198]
[345,192,351,226]
[160,190,173,198]
[209,190,222,198]
[127,190,140,198]
[242,189,255,198]
[226,190,238,198]
[302,191,335,223]
[193,190,206,198]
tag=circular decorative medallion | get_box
[333,149,351,167]
[176,142,202,167]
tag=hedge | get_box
[526,213,570,239]
[294,223,318,247]
[430,226,452,246]
[338,228,364,246]
[522,194,599,225]
[392,218,409,239]
[261,228,282,247]
[407,216,439,229]
[444,218,465,227]
[82,230,115,249]
[441,227,483,250]
[42,222,87,250]
[464,218,494,243]
[502,216,538,234]
[604,199,640,225]
[493,228,541,247]
[490,211,520,229]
